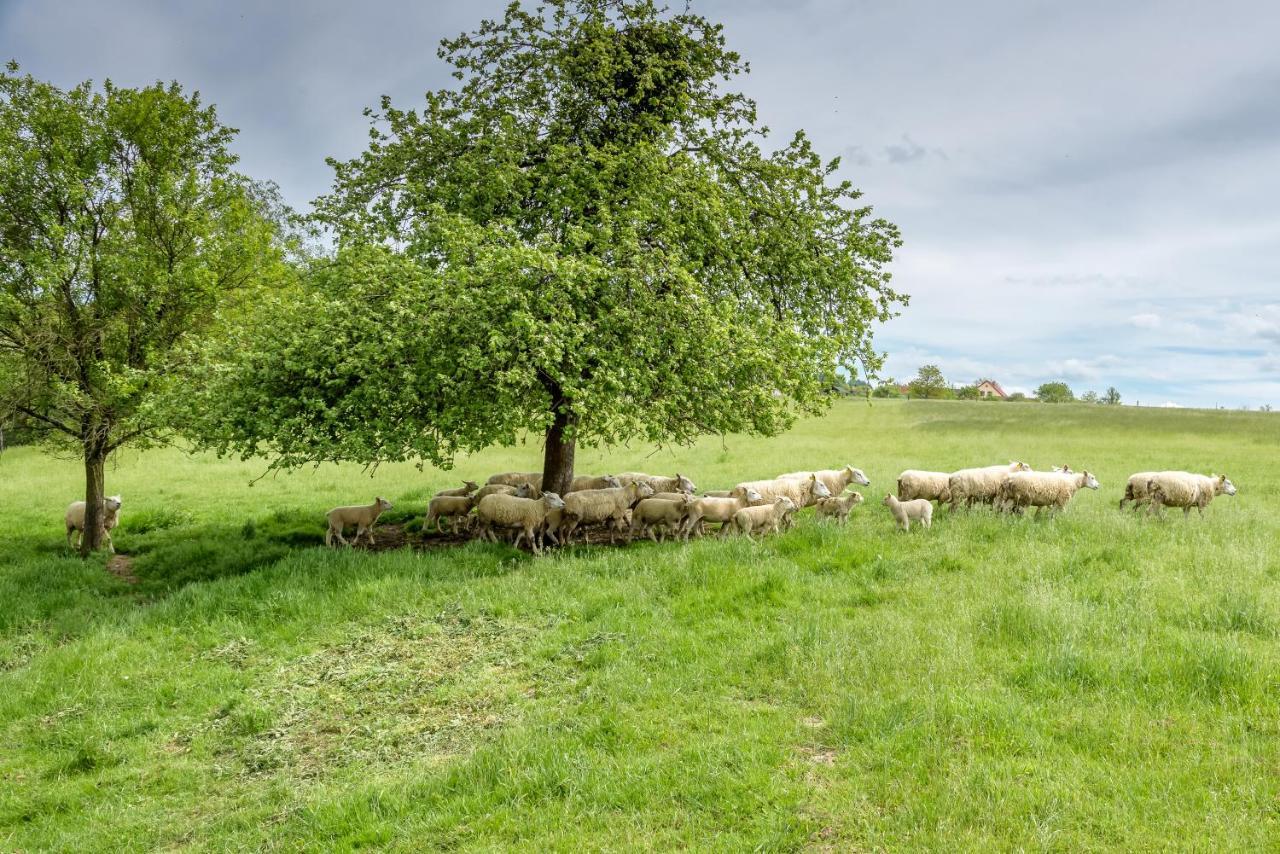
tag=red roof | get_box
[977,379,1008,398]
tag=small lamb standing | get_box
[629,495,696,542]
[325,497,393,547]
[883,494,932,532]
[814,491,864,524]
[729,497,798,540]
[425,494,474,534]
[65,495,124,553]
[1147,472,1236,517]
[682,487,763,539]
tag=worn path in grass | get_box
[2,400,1278,850]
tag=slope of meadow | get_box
[1,399,1278,850]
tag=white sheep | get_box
[325,496,393,547]
[65,495,123,553]
[896,470,952,505]
[473,482,539,503]
[629,495,696,542]
[731,474,831,511]
[996,470,1100,516]
[947,461,1032,510]
[1147,472,1236,517]
[560,481,655,543]
[682,487,764,539]
[779,465,871,495]
[568,474,623,493]
[882,494,932,531]
[425,494,474,534]
[485,471,543,488]
[814,491,864,524]
[729,497,797,540]
[435,480,479,498]
[614,472,697,494]
[474,492,566,554]
[1119,472,1161,510]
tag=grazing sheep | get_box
[485,471,543,488]
[615,472,697,494]
[65,495,124,553]
[732,474,831,511]
[630,495,696,542]
[682,487,764,539]
[947,461,1032,510]
[996,470,1100,516]
[729,497,798,540]
[814,491,864,524]
[425,494,474,534]
[326,497,393,547]
[474,492,566,555]
[779,465,871,495]
[896,470,952,505]
[560,482,655,543]
[568,474,622,493]
[1147,472,1236,517]
[435,480,479,498]
[882,494,932,532]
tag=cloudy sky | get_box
[4,0,1279,408]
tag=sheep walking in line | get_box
[996,470,1100,516]
[325,497,393,547]
[896,470,952,506]
[65,496,124,554]
[435,480,479,498]
[474,492,566,555]
[682,487,764,539]
[630,495,696,542]
[568,474,623,493]
[560,481,656,544]
[473,482,540,503]
[615,473,697,494]
[732,474,831,513]
[729,497,798,540]
[947,461,1032,511]
[485,471,543,488]
[425,494,474,534]
[779,465,871,495]
[1146,472,1236,517]
[814,491,864,524]
[883,494,932,532]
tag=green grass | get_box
[2,399,1278,850]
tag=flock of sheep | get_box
[314,463,1238,555]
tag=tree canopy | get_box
[186,0,904,492]
[0,63,286,550]
[1036,382,1075,403]
[908,364,949,399]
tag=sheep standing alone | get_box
[729,497,798,540]
[682,487,763,539]
[882,494,932,532]
[65,496,124,553]
[326,497,393,547]
[474,492,566,554]
[996,470,1100,515]
[896,470,952,505]
[1146,472,1236,517]
[814,491,864,524]
[425,495,474,534]
[560,482,655,543]
[947,461,1032,510]
[629,495,696,542]
[779,465,871,495]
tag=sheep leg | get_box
[103,529,115,554]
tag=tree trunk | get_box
[80,440,107,556]
[541,403,577,497]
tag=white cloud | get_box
[1130,313,1161,329]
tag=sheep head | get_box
[376,496,393,511]
[542,492,566,509]
[845,465,871,486]
[675,473,696,494]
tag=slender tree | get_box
[187,0,904,492]
[1103,386,1122,406]
[0,64,285,553]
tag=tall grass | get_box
[2,400,1277,849]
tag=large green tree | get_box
[908,364,949,399]
[1036,381,1075,403]
[188,0,904,493]
[0,64,285,552]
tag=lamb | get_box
[731,474,831,511]
[896,470,952,505]
[729,497,797,540]
[325,496,393,547]
[882,494,932,532]
[996,470,1100,516]
[560,481,655,543]
[474,492,566,555]
[425,494,474,534]
[779,465,871,495]
[435,480,478,498]
[947,461,1032,510]
[682,487,764,539]
[568,474,622,493]
[65,495,124,553]
[629,495,696,542]
[614,472,697,494]
[1146,472,1236,517]
[814,491,864,524]
[485,471,543,488]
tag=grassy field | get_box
[2,399,1278,850]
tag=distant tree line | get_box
[870,365,1123,405]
